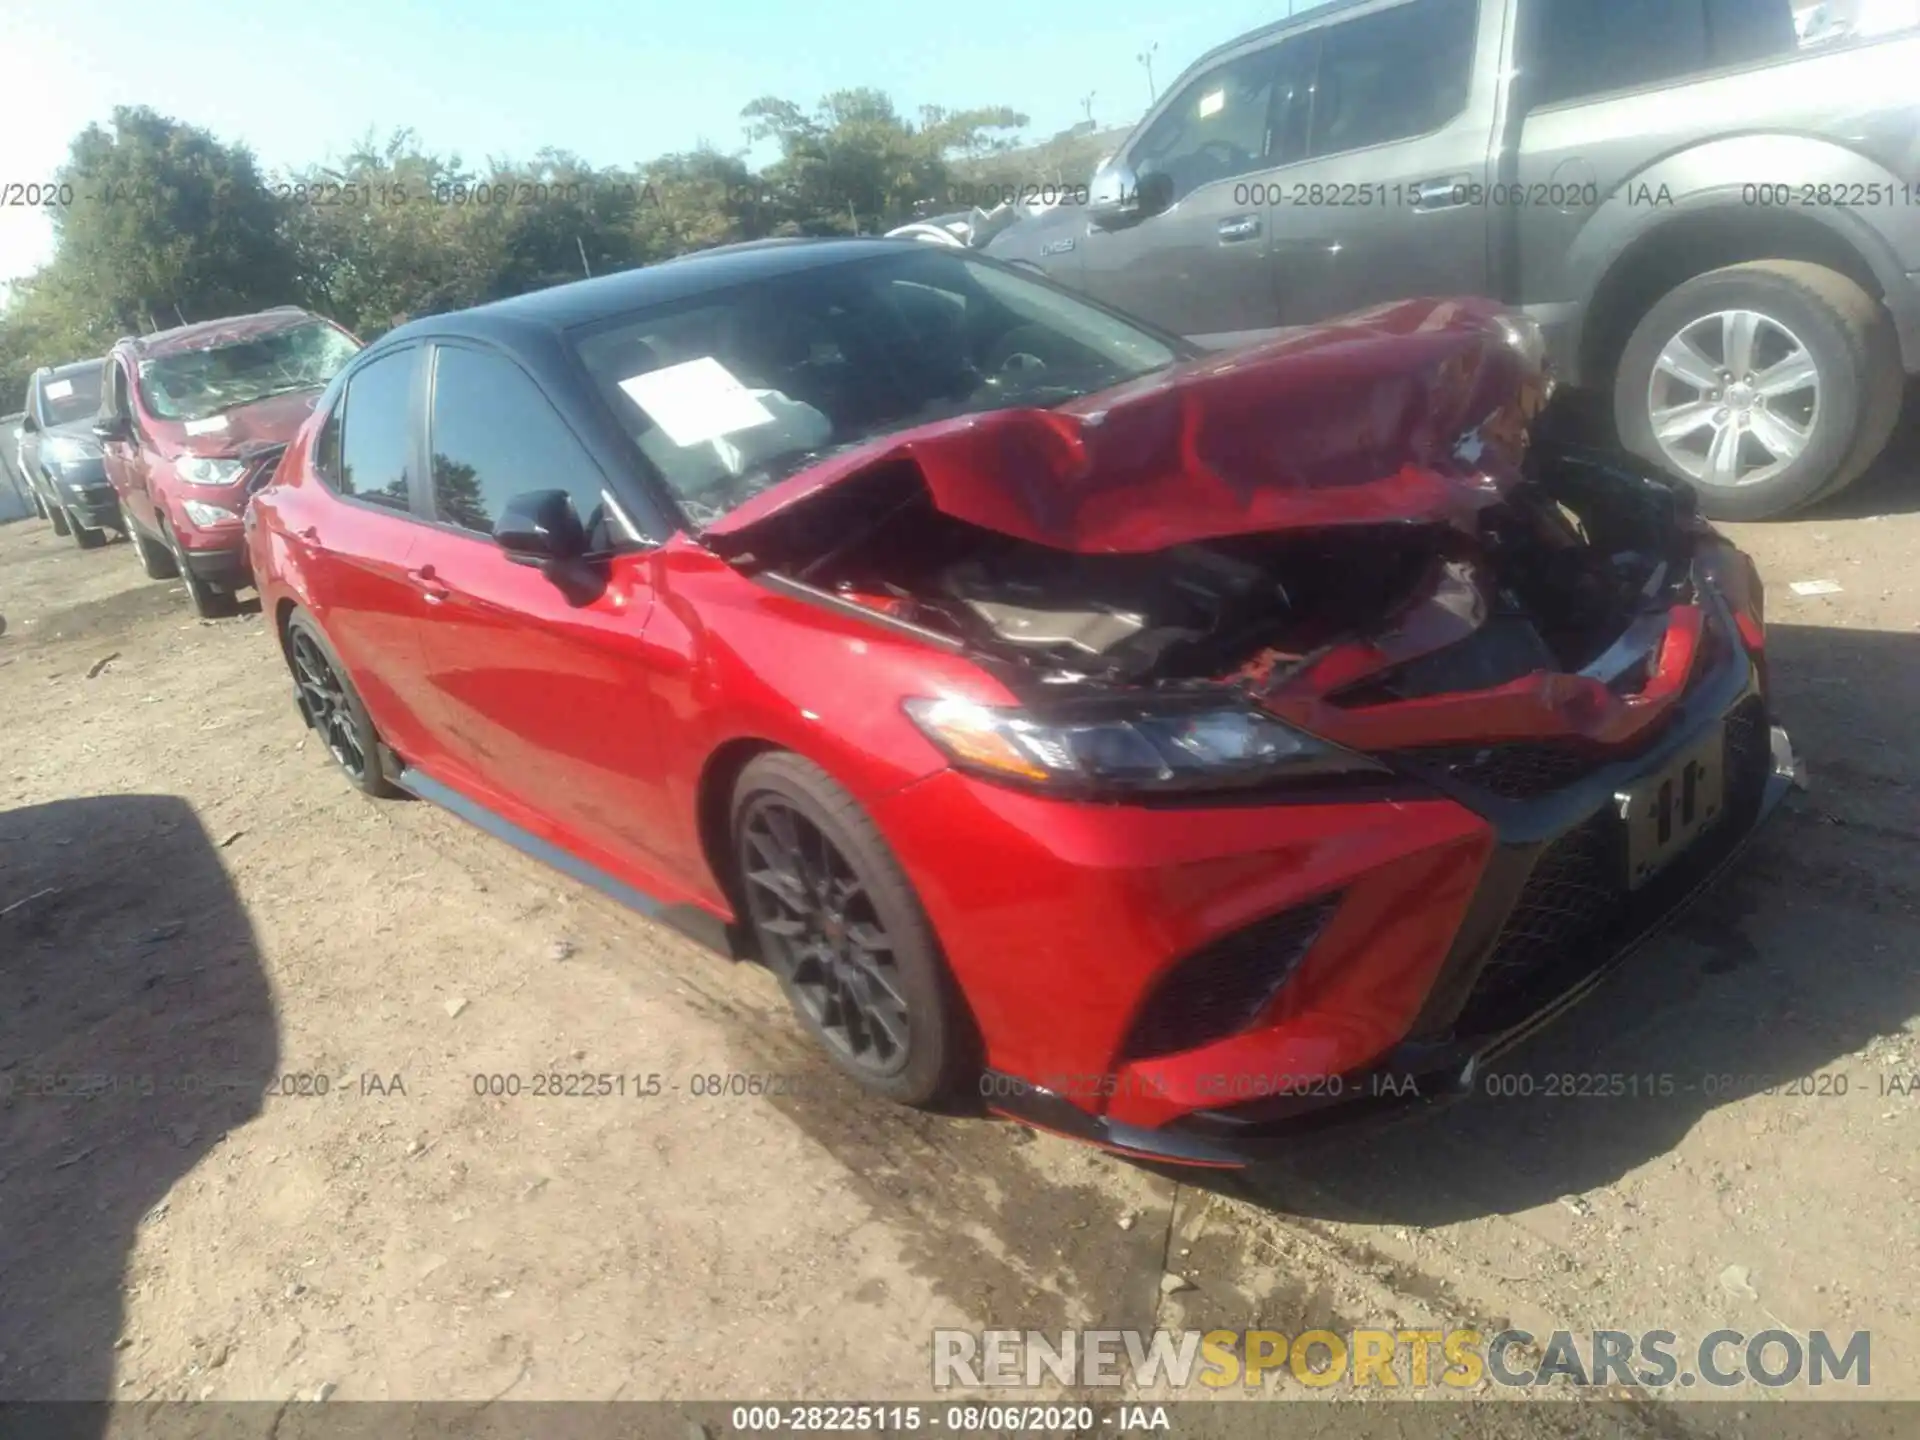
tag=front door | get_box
[1077,34,1314,346]
[405,341,675,879]
[100,358,156,533]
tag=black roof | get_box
[384,238,914,347]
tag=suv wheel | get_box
[1614,261,1903,521]
[46,500,71,536]
[283,609,400,797]
[129,521,180,580]
[731,752,973,1107]
[163,522,240,618]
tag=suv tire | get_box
[130,520,180,579]
[163,521,240,618]
[68,510,108,550]
[1614,261,1902,521]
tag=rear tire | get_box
[1614,260,1903,521]
[283,608,400,798]
[164,522,240,618]
[47,501,70,536]
[731,752,973,1107]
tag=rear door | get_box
[404,340,675,876]
[1260,0,1495,324]
[292,344,444,760]
[1077,36,1314,344]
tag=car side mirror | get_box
[1088,163,1174,229]
[91,414,129,442]
[495,489,588,565]
[19,413,38,433]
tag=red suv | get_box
[247,241,1794,1165]
[98,307,362,616]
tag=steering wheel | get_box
[1193,139,1249,178]
[983,326,1061,381]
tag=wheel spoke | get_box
[1656,332,1720,391]
[1747,406,1811,462]
[1721,310,1759,378]
[1705,421,1745,485]
[1752,348,1816,398]
[1652,400,1719,443]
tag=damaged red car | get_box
[246,239,1796,1165]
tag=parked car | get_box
[96,307,364,616]
[985,0,1920,521]
[17,359,122,546]
[1,412,38,524]
[247,239,1795,1165]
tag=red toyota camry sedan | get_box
[245,239,1795,1166]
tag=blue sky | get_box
[0,0,1330,290]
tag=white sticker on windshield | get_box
[44,379,74,400]
[184,415,230,436]
[618,357,774,448]
[1197,89,1225,119]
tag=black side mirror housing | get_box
[495,489,588,564]
[1134,170,1175,219]
[91,415,129,442]
[19,413,38,433]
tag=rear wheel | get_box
[731,752,972,1107]
[163,521,240,618]
[283,609,400,798]
[46,500,70,536]
[1614,260,1903,520]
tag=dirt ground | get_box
[1,422,1917,1433]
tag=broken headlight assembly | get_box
[903,694,1385,796]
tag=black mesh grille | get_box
[1120,896,1342,1061]
[1457,696,1772,1027]
[1393,743,1603,800]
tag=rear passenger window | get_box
[332,350,415,513]
[1529,0,1799,107]
[427,345,609,538]
[1306,0,1479,157]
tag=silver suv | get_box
[987,0,1920,519]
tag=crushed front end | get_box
[715,298,1799,1165]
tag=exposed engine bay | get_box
[751,444,1717,719]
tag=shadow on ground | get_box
[0,795,276,1403]
[1206,622,1920,1224]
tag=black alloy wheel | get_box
[290,626,367,782]
[731,752,970,1105]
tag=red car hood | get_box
[153,389,325,458]
[703,296,1550,556]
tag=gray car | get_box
[18,358,123,546]
[987,0,1920,519]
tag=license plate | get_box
[1618,729,1726,889]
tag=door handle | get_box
[1217,214,1263,243]
[407,565,450,604]
[1411,175,1473,212]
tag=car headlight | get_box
[181,500,240,526]
[41,434,103,466]
[177,457,246,487]
[902,695,1385,795]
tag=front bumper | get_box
[950,589,1792,1167]
[178,542,252,589]
[45,462,121,530]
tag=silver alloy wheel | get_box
[1645,309,1821,489]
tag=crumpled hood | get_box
[704,296,1551,557]
[151,389,324,458]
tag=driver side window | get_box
[1128,43,1299,207]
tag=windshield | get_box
[35,365,103,428]
[137,320,363,423]
[572,249,1182,526]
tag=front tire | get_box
[46,500,70,536]
[163,522,240,618]
[283,609,400,798]
[1614,260,1902,521]
[731,752,972,1107]
[69,510,107,549]
[130,521,180,579]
